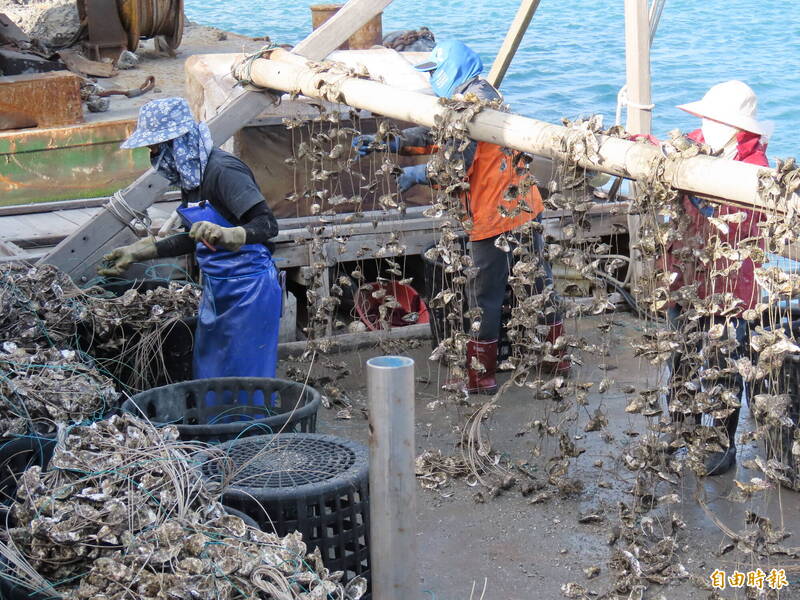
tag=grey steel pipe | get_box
[366,355,418,599]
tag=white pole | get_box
[624,0,653,136]
[237,50,777,211]
[624,0,654,284]
[366,355,417,600]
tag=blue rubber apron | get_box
[179,204,281,408]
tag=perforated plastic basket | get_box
[198,433,371,594]
[123,378,320,443]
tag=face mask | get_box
[701,118,737,152]
[150,145,167,170]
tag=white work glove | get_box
[97,237,158,277]
[189,221,247,251]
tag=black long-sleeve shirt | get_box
[156,149,278,258]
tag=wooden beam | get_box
[623,0,652,135]
[624,0,653,285]
[486,0,542,88]
[38,0,397,283]
[293,0,394,59]
[278,323,430,357]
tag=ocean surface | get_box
[185,0,798,161]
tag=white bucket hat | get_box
[677,80,767,135]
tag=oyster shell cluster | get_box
[0,263,200,415]
[0,263,87,346]
[0,343,117,434]
[7,414,365,600]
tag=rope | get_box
[615,85,656,126]
[105,191,152,235]
[232,43,280,89]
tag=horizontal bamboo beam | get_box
[242,49,778,211]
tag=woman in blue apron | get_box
[99,97,282,395]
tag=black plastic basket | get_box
[198,433,371,595]
[123,378,320,443]
[0,575,56,600]
[79,279,197,388]
[0,436,56,508]
[222,505,260,530]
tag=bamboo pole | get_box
[486,0,542,88]
[238,49,775,210]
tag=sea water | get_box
[185,0,799,161]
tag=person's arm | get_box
[398,126,437,155]
[155,233,196,257]
[240,202,278,244]
[397,127,477,186]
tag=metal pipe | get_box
[648,0,667,43]
[366,355,418,600]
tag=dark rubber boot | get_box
[467,339,498,395]
[704,445,736,476]
[543,321,571,375]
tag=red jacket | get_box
[663,129,769,313]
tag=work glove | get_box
[689,195,715,218]
[352,134,401,157]
[97,237,158,277]
[396,164,428,193]
[189,221,247,251]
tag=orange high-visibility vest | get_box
[463,142,544,241]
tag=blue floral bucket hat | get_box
[121,97,198,149]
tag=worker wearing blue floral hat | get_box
[354,40,568,394]
[99,97,282,389]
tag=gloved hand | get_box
[689,195,715,217]
[97,237,157,277]
[352,134,401,157]
[352,134,376,157]
[189,221,247,251]
[397,164,429,193]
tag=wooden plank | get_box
[0,239,22,257]
[272,215,448,243]
[0,71,83,128]
[58,49,117,78]
[486,0,542,88]
[0,193,180,218]
[39,0,399,283]
[278,323,430,358]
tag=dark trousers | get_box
[470,229,561,341]
[667,305,748,442]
